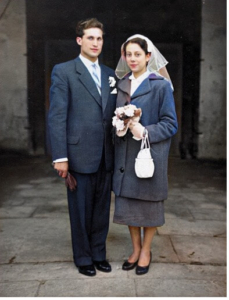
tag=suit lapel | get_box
[74,57,102,107]
[100,65,110,113]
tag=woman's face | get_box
[125,43,151,78]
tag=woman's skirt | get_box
[113,196,165,227]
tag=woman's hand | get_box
[129,121,145,139]
[54,162,69,178]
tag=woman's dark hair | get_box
[76,18,104,37]
[123,38,149,56]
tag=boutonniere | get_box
[109,76,117,94]
[109,76,116,87]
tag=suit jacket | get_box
[112,73,178,201]
[48,56,117,173]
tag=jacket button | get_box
[120,167,124,173]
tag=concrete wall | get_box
[198,0,226,159]
[0,0,30,153]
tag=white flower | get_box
[115,107,125,116]
[124,108,134,117]
[124,105,136,117]
[109,76,116,87]
[112,116,118,126]
[115,119,125,131]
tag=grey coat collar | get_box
[118,72,164,99]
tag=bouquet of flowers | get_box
[112,104,142,136]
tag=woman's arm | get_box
[146,82,178,143]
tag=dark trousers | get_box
[67,156,111,266]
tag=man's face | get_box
[76,28,103,62]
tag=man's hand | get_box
[54,161,69,178]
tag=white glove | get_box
[129,122,145,139]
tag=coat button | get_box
[120,167,124,173]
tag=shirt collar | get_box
[79,54,99,69]
[129,70,150,81]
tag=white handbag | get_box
[135,132,155,178]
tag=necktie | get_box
[91,63,101,93]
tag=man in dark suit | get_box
[48,18,117,277]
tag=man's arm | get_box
[48,65,69,170]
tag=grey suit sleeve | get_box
[146,83,178,144]
[48,65,69,161]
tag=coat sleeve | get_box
[48,64,69,161]
[146,82,178,143]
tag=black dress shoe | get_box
[136,252,152,275]
[122,260,138,271]
[93,260,112,272]
[78,264,96,277]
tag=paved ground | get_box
[0,154,226,297]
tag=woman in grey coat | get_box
[112,34,178,275]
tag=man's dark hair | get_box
[76,18,104,37]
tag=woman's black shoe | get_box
[122,260,138,271]
[136,252,152,275]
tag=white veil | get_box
[115,34,173,89]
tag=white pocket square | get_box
[111,88,117,94]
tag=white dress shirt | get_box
[79,54,101,93]
[53,55,101,163]
[129,70,150,96]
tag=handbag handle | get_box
[140,130,150,150]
